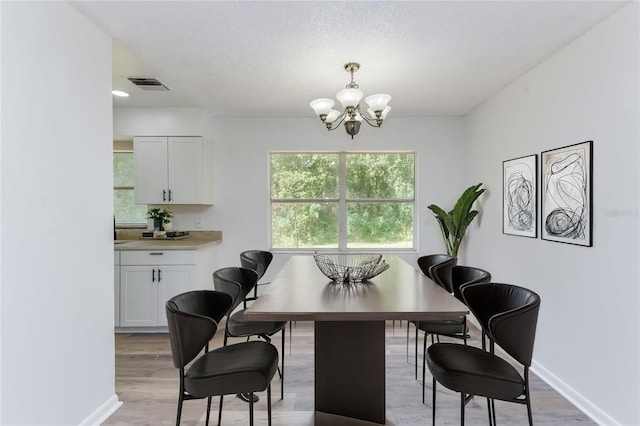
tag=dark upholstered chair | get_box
[417,254,457,281]
[166,290,278,426]
[427,283,541,426]
[240,250,295,353]
[420,265,491,402]
[408,254,457,378]
[213,267,287,400]
[450,265,492,300]
[240,250,274,302]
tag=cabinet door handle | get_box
[149,252,164,256]
[163,190,167,201]
[152,268,156,282]
[158,268,162,282]
[168,190,172,202]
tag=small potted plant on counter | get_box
[146,208,173,231]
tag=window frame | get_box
[113,148,147,228]
[269,150,417,252]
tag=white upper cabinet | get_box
[134,136,213,205]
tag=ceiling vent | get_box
[126,77,170,91]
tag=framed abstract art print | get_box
[541,140,593,246]
[503,154,537,238]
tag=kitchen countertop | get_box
[114,230,222,251]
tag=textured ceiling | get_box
[71,1,626,117]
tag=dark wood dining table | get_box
[244,255,468,425]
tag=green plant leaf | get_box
[146,207,173,221]
[455,210,479,241]
[451,183,484,226]
[427,204,453,237]
[428,183,484,256]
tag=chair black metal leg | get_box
[422,332,428,404]
[176,374,185,426]
[463,317,468,346]
[487,398,493,426]
[281,327,285,400]
[432,378,436,426]
[415,325,419,379]
[176,395,183,426]
[289,321,292,355]
[525,367,533,426]
[491,398,496,425]
[268,384,272,426]
[460,393,466,426]
[217,395,224,426]
[205,396,212,426]
[249,392,254,426]
[406,321,410,362]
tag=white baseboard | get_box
[530,360,620,426]
[79,394,122,426]
[115,326,168,333]
[468,314,619,425]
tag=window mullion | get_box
[338,153,347,251]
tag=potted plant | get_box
[146,208,173,231]
[427,183,485,257]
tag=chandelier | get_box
[310,62,391,139]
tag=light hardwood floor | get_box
[105,321,594,425]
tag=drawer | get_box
[120,250,195,265]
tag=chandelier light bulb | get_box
[336,88,364,109]
[310,98,335,118]
[365,94,391,112]
[325,109,342,123]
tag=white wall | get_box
[1,2,119,424]
[113,107,202,137]
[464,4,639,425]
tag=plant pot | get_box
[153,218,164,231]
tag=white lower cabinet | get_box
[119,250,197,328]
[116,244,219,331]
[120,264,195,327]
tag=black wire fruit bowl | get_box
[313,254,390,283]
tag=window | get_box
[114,139,147,226]
[270,152,415,250]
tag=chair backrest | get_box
[450,265,491,302]
[417,254,457,280]
[165,290,233,369]
[240,250,273,281]
[213,267,259,313]
[462,283,540,366]
[428,257,458,293]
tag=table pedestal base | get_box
[315,321,386,424]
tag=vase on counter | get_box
[153,218,164,231]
